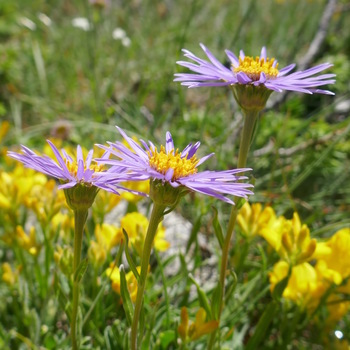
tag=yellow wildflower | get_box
[0,121,10,160]
[260,212,316,265]
[51,211,74,240]
[0,190,10,209]
[326,295,350,326]
[54,245,73,275]
[106,264,140,302]
[88,224,120,266]
[237,202,276,238]
[121,180,150,203]
[178,307,218,343]
[0,120,10,143]
[313,228,350,289]
[269,261,325,311]
[2,262,20,286]
[120,212,170,256]
[315,260,342,286]
[16,226,40,256]
[332,339,350,350]
[0,165,47,210]
[25,179,67,227]
[93,189,122,223]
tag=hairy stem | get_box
[130,203,166,350]
[208,110,259,349]
[71,209,88,350]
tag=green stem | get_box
[208,110,259,349]
[130,203,166,350]
[154,249,171,328]
[236,110,259,169]
[71,209,88,350]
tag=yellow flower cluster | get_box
[237,202,316,265]
[1,262,21,286]
[236,202,276,239]
[178,307,218,344]
[260,212,317,265]
[270,229,350,325]
[106,264,141,302]
[89,212,170,266]
[238,202,350,324]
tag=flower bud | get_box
[231,84,273,113]
[63,183,99,211]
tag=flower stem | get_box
[208,109,259,349]
[236,110,259,169]
[71,209,88,350]
[130,203,166,350]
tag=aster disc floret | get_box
[7,141,117,192]
[174,44,336,95]
[95,126,254,205]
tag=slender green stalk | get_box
[71,209,88,350]
[208,110,259,349]
[154,249,171,328]
[220,109,258,304]
[130,203,166,350]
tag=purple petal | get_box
[225,49,239,66]
[165,132,174,154]
[236,72,252,84]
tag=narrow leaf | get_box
[245,301,278,350]
[186,215,202,254]
[119,264,134,326]
[211,283,223,320]
[224,269,238,304]
[189,274,212,319]
[212,206,224,249]
[74,258,89,283]
[122,229,140,280]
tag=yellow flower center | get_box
[148,145,198,180]
[65,160,104,178]
[234,56,279,81]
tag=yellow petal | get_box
[195,308,206,326]
[191,321,219,341]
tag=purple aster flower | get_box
[7,141,125,193]
[174,44,335,95]
[95,127,254,205]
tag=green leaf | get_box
[122,229,140,280]
[123,328,130,350]
[74,258,89,283]
[235,197,247,211]
[186,214,202,254]
[103,326,112,350]
[245,300,278,350]
[83,243,125,326]
[212,206,224,249]
[211,283,223,320]
[139,301,145,345]
[119,264,134,326]
[224,269,238,304]
[189,274,212,319]
[55,277,70,319]
[115,239,125,266]
[159,330,176,349]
